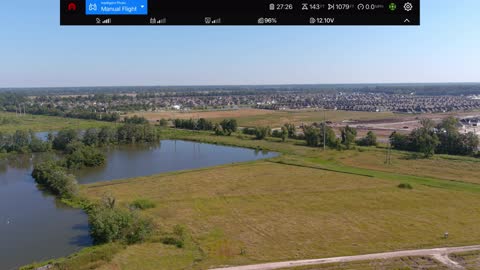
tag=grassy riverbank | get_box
[21,127,480,270]
[0,112,114,133]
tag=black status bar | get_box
[60,0,420,26]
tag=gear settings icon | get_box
[403,2,413,12]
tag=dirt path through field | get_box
[210,245,480,270]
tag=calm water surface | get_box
[0,140,277,269]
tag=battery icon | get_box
[269,3,275,10]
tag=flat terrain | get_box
[128,109,408,127]
[320,149,480,185]
[278,257,449,270]
[0,112,113,133]
[68,130,480,270]
[452,250,480,270]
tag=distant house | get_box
[172,105,181,110]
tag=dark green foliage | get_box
[173,118,214,131]
[303,126,321,147]
[214,123,225,135]
[220,119,238,136]
[398,183,413,189]
[303,124,338,148]
[340,125,357,149]
[161,225,186,248]
[284,123,296,138]
[12,130,30,152]
[130,199,156,210]
[390,118,450,158]
[65,143,106,169]
[88,206,153,245]
[83,128,99,146]
[436,117,479,156]
[98,126,117,146]
[254,126,271,140]
[53,128,78,150]
[161,236,184,248]
[197,118,214,130]
[117,124,160,143]
[0,130,51,154]
[357,131,378,146]
[32,161,78,198]
[123,115,149,125]
[242,127,257,136]
[280,126,289,142]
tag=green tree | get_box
[220,119,238,136]
[303,126,320,147]
[12,130,30,153]
[214,123,224,136]
[83,128,99,146]
[284,123,296,138]
[98,126,117,145]
[357,131,377,146]
[280,126,289,142]
[254,126,271,140]
[53,128,78,150]
[340,125,357,149]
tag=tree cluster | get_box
[0,130,51,154]
[88,195,154,245]
[303,123,339,148]
[173,118,214,131]
[390,117,479,158]
[32,160,78,198]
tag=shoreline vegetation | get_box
[11,114,480,270]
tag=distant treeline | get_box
[3,83,480,97]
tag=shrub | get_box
[357,131,378,146]
[161,225,186,248]
[88,206,154,245]
[32,161,78,198]
[254,126,271,140]
[130,199,156,210]
[161,236,184,248]
[398,183,413,189]
[65,143,106,169]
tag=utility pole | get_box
[323,108,326,151]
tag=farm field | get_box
[128,109,409,127]
[49,129,480,270]
[0,112,113,133]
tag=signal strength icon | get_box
[157,18,166,24]
[102,18,111,24]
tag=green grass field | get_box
[28,128,476,270]
[0,112,114,133]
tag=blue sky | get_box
[0,0,479,87]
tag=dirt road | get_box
[210,245,480,270]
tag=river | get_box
[0,140,277,270]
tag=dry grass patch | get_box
[129,109,406,128]
[81,161,480,269]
